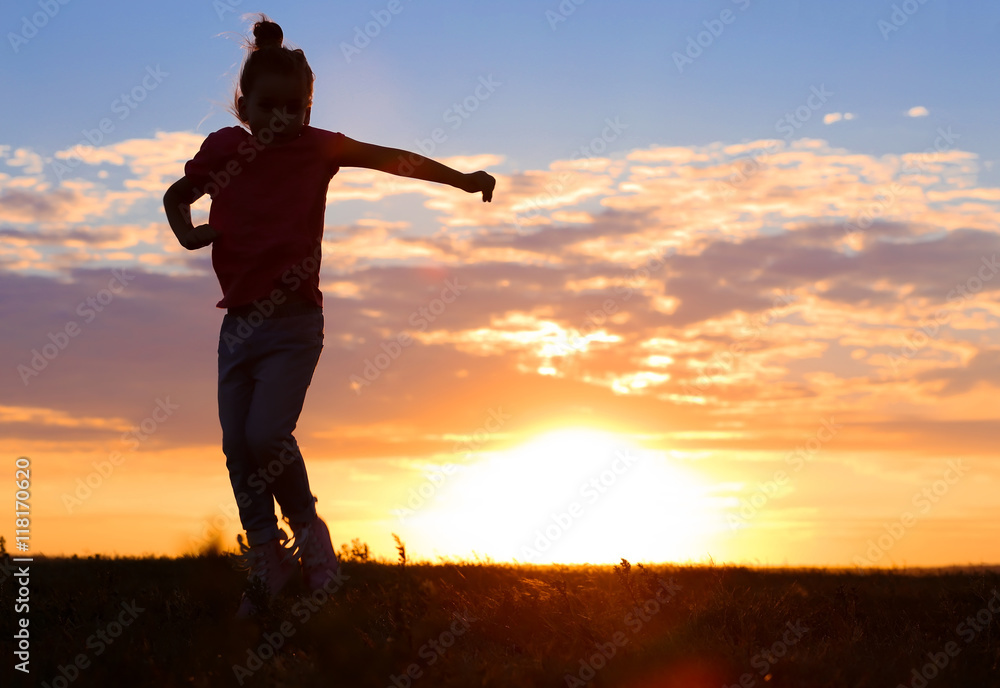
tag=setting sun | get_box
[405,427,726,564]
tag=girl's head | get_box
[232,15,314,145]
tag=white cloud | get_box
[823,112,855,125]
[906,106,930,118]
[5,148,45,175]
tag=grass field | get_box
[2,539,999,687]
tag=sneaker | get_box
[231,529,301,619]
[292,516,341,593]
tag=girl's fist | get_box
[465,171,496,202]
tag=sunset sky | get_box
[4,0,1000,567]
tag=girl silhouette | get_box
[163,14,495,618]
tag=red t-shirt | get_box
[183,125,346,309]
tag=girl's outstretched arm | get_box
[335,136,495,202]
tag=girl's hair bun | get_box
[253,20,283,50]
[230,14,315,125]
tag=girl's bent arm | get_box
[335,136,495,201]
[163,177,218,249]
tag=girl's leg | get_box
[244,311,324,530]
[218,314,284,546]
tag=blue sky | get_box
[6,0,999,177]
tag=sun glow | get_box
[406,427,726,564]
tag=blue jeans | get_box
[218,310,324,546]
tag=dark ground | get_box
[2,543,999,687]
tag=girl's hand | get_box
[464,171,496,202]
[181,224,219,250]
